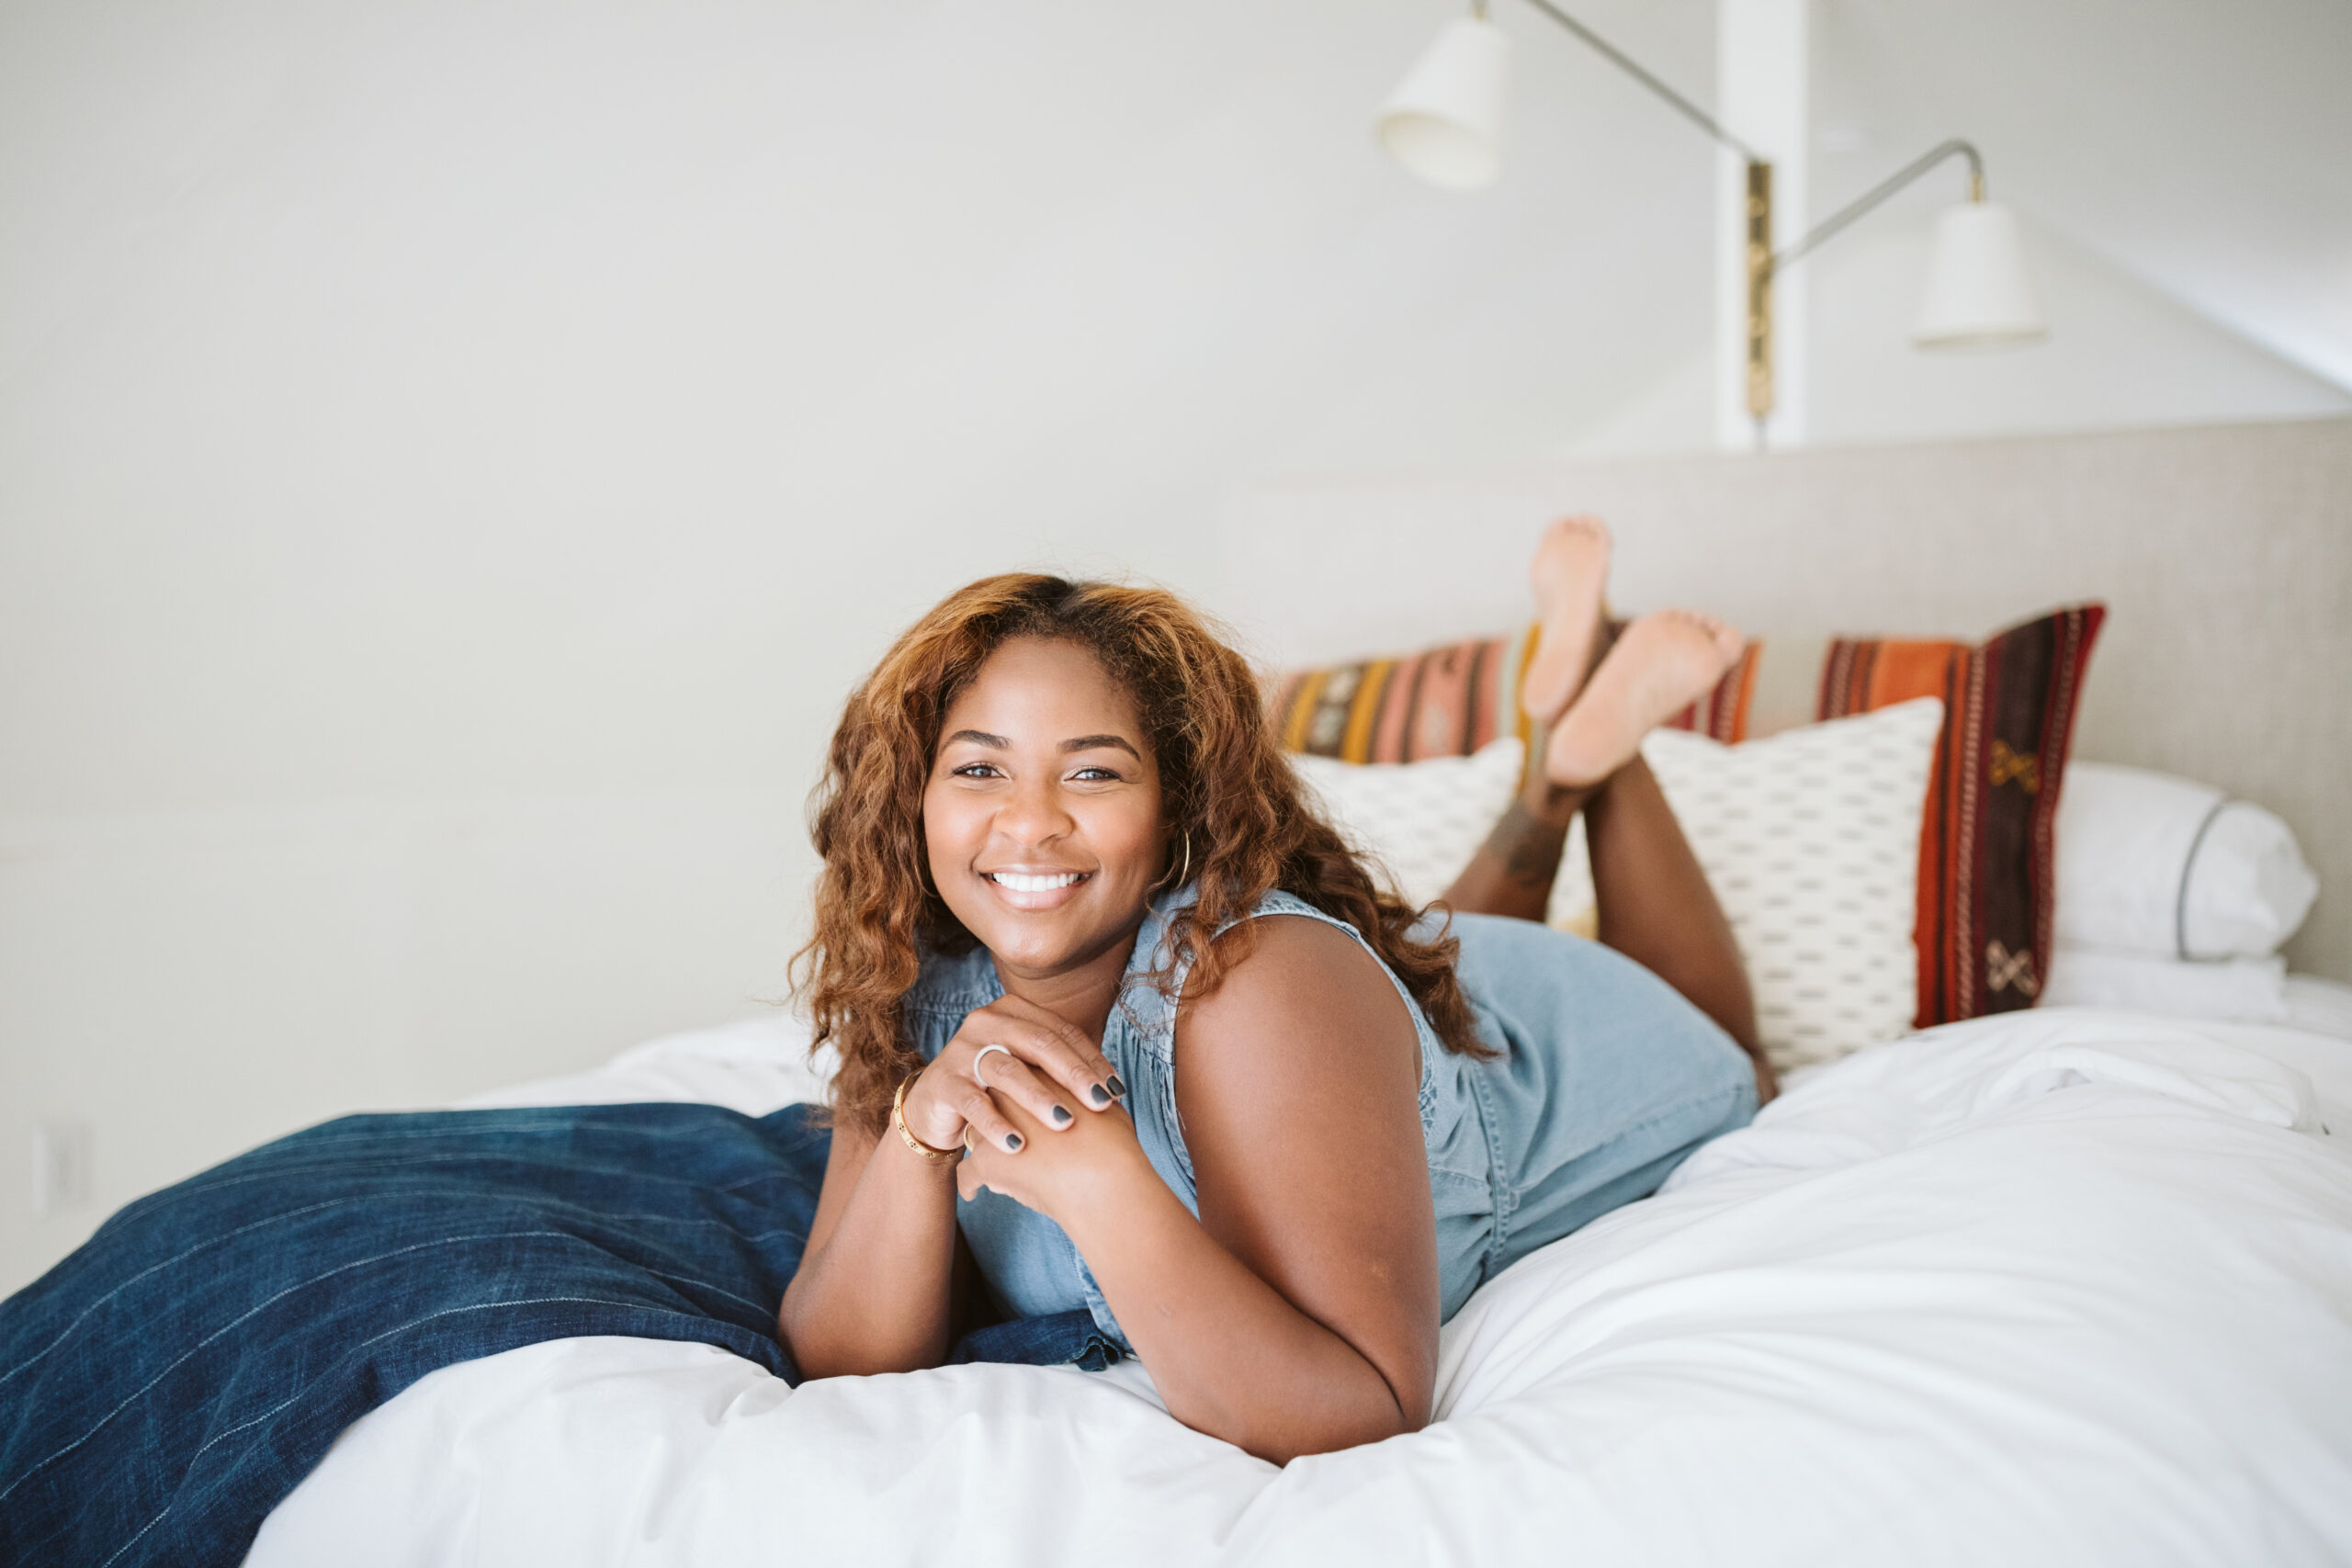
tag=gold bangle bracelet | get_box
[892,1076,961,1165]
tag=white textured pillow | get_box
[1550,698,1944,1071]
[1290,737,1524,908]
[2054,762,2318,960]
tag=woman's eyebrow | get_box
[1060,734,1141,758]
[944,728,1008,749]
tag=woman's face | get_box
[924,637,1168,984]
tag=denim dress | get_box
[909,886,1755,1358]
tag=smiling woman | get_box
[776,560,1770,1461]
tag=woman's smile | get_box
[979,866,1093,908]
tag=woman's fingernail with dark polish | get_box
[1107,1075,1127,1099]
[1089,1084,1111,1107]
[1003,1133,1023,1152]
[1051,1106,1072,1126]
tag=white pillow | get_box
[2054,762,2318,960]
[1550,698,1945,1072]
[2041,945,2290,1023]
[1290,737,1524,908]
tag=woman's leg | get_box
[1438,767,1591,925]
[1441,518,1614,924]
[1441,751,1756,1054]
[1581,757,1758,1054]
[1439,521,1765,1085]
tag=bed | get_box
[240,997,2352,1566]
[2,419,2338,1565]
[239,420,2352,1564]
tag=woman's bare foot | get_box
[1520,516,1613,725]
[1544,610,1743,788]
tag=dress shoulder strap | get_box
[1140,886,1442,1066]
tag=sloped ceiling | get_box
[1332,0,2352,458]
[1816,0,2352,393]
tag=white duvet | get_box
[248,1009,2352,1567]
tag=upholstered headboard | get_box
[1213,416,2352,981]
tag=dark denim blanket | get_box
[0,1102,831,1568]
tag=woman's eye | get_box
[1069,767,1120,783]
[951,762,1001,779]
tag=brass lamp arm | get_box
[1770,138,1985,275]
[1479,0,2001,434]
[1499,0,1988,276]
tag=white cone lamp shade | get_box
[1376,17,1511,190]
[1915,200,2047,348]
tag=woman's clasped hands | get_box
[897,994,1149,1219]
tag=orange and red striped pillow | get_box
[1269,605,2105,1029]
[1270,627,1543,765]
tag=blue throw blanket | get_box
[0,1100,1129,1567]
[0,1102,830,1567]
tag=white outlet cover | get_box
[33,1121,93,1216]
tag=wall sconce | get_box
[1377,0,2047,424]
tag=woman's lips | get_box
[980,868,1091,910]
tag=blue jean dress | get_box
[911,885,1757,1363]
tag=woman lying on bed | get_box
[778,521,1773,1462]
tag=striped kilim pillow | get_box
[1268,604,2106,1029]
[1269,628,1542,765]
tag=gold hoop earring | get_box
[1170,831,1193,891]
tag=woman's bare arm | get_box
[1161,916,1440,1453]
[776,1119,963,1376]
[959,916,1439,1461]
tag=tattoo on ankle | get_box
[1485,797,1566,888]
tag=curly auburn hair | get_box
[794,572,1489,1136]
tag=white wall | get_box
[4,0,2346,1294]
[0,0,1730,1293]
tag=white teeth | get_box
[989,871,1082,893]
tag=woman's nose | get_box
[994,776,1074,845]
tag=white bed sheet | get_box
[249,1008,2352,1567]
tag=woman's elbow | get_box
[1248,1393,1429,1466]
[776,1292,941,1381]
[786,1340,931,1381]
